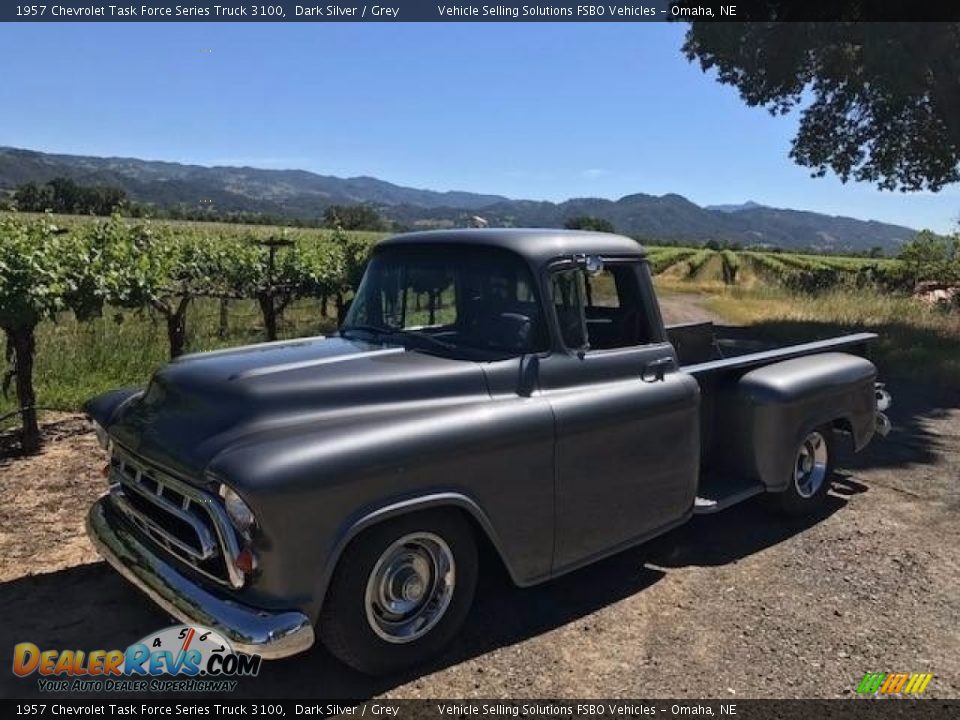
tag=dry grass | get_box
[703,286,960,386]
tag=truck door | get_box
[538,259,701,572]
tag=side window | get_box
[550,269,588,350]
[584,268,620,308]
[583,264,652,349]
[550,262,653,352]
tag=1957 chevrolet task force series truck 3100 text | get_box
[85,229,892,675]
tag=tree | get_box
[12,177,128,215]
[13,182,51,212]
[323,204,387,231]
[564,216,616,233]
[683,21,960,191]
[898,230,958,285]
[0,216,109,452]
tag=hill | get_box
[0,146,917,252]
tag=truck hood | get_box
[101,336,490,480]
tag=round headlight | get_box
[219,485,256,534]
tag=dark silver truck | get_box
[86,229,892,675]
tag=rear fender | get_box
[720,352,877,492]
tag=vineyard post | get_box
[255,237,295,341]
[257,295,279,341]
[3,325,40,453]
[218,297,229,338]
[153,296,192,359]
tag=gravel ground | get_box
[1,296,958,699]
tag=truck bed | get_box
[667,322,879,512]
[666,321,877,377]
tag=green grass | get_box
[0,297,340,424]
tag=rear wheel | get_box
[319,510,478,675]
[769,425,835,516]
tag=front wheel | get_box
[769,425,835,516]
[319,510,478,675]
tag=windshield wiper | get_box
[388,329,458,352]
[341,325,457,353]
[339,324,393,340]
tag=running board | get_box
[694,477,765,515]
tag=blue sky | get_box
[2,22,958,232]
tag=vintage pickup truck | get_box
[86,229,892,675]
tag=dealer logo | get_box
[13,624,261,692]
[856,672,933,695]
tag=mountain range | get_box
[0,147,917,252]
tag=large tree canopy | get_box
[683,22,960,191]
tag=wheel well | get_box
[831,417,855,452]
[450,507,513,584]
[320,503,514,610]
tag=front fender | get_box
[206,396,556,621]
[84,387,143,427]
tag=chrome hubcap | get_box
[364,532,455,644]
[794,430,828,499]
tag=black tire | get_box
[769,424,836,517]
[319,509,478,675]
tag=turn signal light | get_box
[236,547,258,574]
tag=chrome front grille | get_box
[108,447,244,588]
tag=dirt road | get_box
[2,295,958,699]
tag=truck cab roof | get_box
[377,228,647,267]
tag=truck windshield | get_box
[341,245,546,356]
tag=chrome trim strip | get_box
[202,488,246,589]
[88,497,314,660]
[682,332,878,376]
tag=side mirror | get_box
[518,354,539,397]
[575,254,604,276]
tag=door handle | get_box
[641,357,674,383]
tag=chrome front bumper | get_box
[87,496,315,659]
